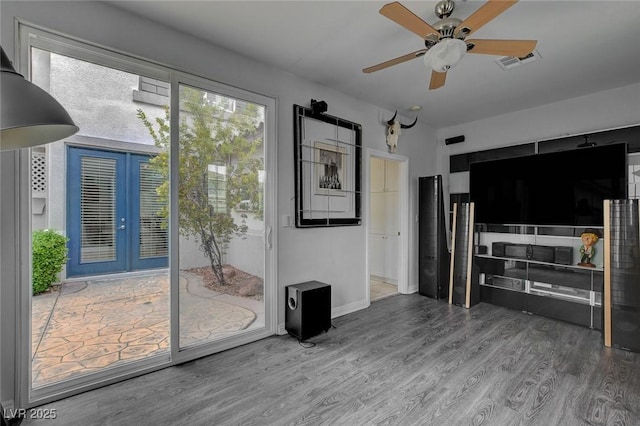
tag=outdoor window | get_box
[207,164,228,213]
[79,156,117,262]
[206,93,236,113]
[133,76,170,106]
[139,163,169,258]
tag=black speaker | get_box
[445,135,465,145]
[418,175,450,299]
[611,307,640,352]
[285,281,331,341]
[449,202,479,308]
[501,243,556,263]
[504,243,528,259]
[310,99,328,115]
[492,242,506,257]
[554,246,573,265]
[474,245,487,255]
[604,199,640,353]
[529,245,555,263]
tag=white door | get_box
[369,158,400,283]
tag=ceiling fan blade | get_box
[363,49,427,73]
[380,2,439,39]
[454,0,518,38]
[466,39,537,57]
[429,71,447,90]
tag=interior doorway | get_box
[368,151,408,302]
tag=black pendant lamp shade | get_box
[1,45,78,150]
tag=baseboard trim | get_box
[332,299,369,318]
[1,400,14,412]
[404,284,418,294]
[276,324,287,335]
[1,400,15,424]
[278,299,370,335]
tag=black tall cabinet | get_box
[418,175,450,299]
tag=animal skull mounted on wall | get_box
[385,111,417,153]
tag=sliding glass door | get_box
[28,46,172,395]
[20,24,276,406]
[151,80,269,350]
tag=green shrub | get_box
[32,229,69,295]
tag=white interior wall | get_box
[0,0,438,406]
[435,83,640,204]
[3,0,638,412]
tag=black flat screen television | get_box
[469,143,627,226]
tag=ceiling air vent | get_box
[496,49,540,70]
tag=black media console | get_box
[476,225,604,330]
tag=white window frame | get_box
[14,21,277,408]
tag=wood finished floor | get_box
[22,294,640,425]
[370,279,397,302]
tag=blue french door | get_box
[67,147,168,277]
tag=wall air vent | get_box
[496,49,540,70]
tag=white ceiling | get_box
[106,0,640,129]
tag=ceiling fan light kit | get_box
[423,38,467,72]
[364,0,537,90]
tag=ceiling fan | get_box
[363,0,537,90]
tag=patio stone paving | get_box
[31,271,261,388]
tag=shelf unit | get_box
[475,224,604,329]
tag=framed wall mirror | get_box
[293,104,362,227]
